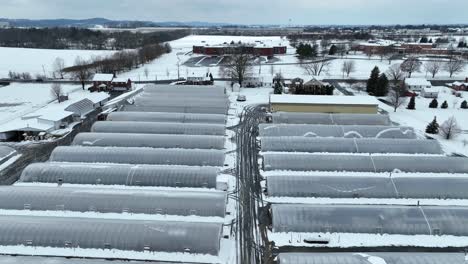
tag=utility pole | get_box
[177,55,181,80]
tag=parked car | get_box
[237,95,247,102]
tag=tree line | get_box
[0,27,189,50]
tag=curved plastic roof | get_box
[261,137,442,154]
[272,112,392,125]
[271,204,468,236]
[277,253,466,264]
[135,97,229,108]
[266,175,468,199]
[92,121,225,136]
[107,112,226,124]
[0,215,222,254]
[73,133,225,150]
[0,186,226,217]
[122,105,229,115]
[263,154,468,173]
[0,256,170,264]
[143,84,226,97]
[20,163,218,188]
[49,146,225,167]
[65,98,94,116]
[0,146,16,163]
[259,124,416,139]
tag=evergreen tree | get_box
[375,73,389,96]
[366,66,380,95]
[420,36,429,43]
[429,38,433,43]
[425,117,439,134]
[274,81,283,94]
[441,100,449,109]
[209,73,214,82]
[461,100,468,109]
[429,98,438,108]
[407,95,416,110]
[328,44,338,55]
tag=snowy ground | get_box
[0,47,114,78]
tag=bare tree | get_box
[270,64,275,77]
[424,61,443,78]
[341,60,356,77]
[301,60,331,76]
[50,83,63,103]
[219,51,254,86]
[400,56,422,78]
[445,58,466,78]
[440,116,461,140]
[386,63,405,83]
[53,57,66,79]
[387,83,407,112]
[144,67,149,79]
[72,56,91,90]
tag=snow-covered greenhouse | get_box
[143,84,226,97]
[20,163,219,188]
[263,154,468,173]
[261,137,442,154]
[73,133,225,150]
[0,215,222,255]
[49,146,225,166]
[272,112,392,125]
[91,121,226,136]
[259,124,416,139]
[107,112,226,124]
[122,105,229,114]
[0,186,226,217]
[271,204,468,236]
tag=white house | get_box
[405,78,432,92]
[421,86,440,98]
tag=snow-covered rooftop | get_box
[112,77,130,83]
[270,95,379,106]
[405,78,431,86]
[92,73,114,82]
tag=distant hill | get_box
[0,18,233,28]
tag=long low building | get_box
[263,154,468,173]
[122,105,229,115]
[272,112,391,125]
[0,215,222,255]
[259,124,415,138]
[73,133,225,150]
[107,112,226,124]
[0,256,173,264]
[142,84,226,97]
[0,186,226,217]
[277,253,468,264]
[261,137,442,154]
[270,95,380,114]
[20,163,219,188]
[91,121,226,136]
[49,146,225,167]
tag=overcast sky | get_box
[1,0,467,25]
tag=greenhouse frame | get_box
[0,215,222,255]
[271,204,468,236]
[0,186,226,217]
[259,124,416,139]
[266,175,468,199]
[49,147,225,167]
[0,256,167,264]
[20,163,219,188]
[91,121,226,136]
[73,133,225,150]
[142,84,226,97]
[261,137,442,154]
[107,112,226,124]
[263,154,468,173]
[272,112,392,125]
[277,253,467,264]
[122,105,229,115]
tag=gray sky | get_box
[1,0,467,25]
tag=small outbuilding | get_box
[92,74,114,91]
[405,78,431,92]
[270,95,379,114]
[421,86,440,98]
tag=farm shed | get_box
[73,133,225,150]
[263,154,468,173]
[271,204,468,236]
[270,95,379,114]
[91,121,225,136]
[259,124,415,138]
[0,215,222,255]
[20,163,219,188]
[272,112,391,125]
[261,137,442,154]
[266,174,468,199]
[0,186,226,217]
[107,112,226,124]
[49,146,225,167]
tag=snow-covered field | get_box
[0,47,114,78]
